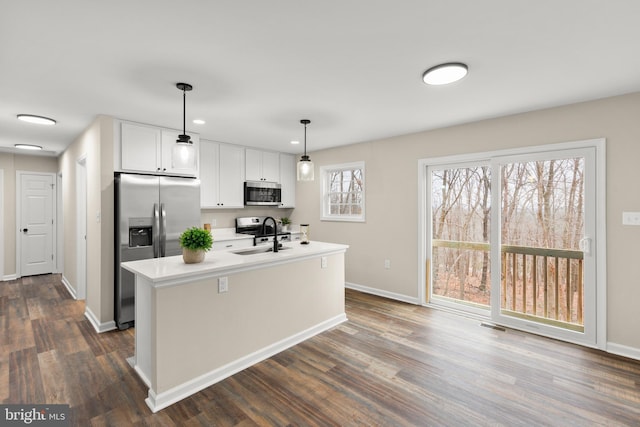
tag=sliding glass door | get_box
[490,148,596,345]
[426,143,600,347]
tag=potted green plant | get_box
[179,226,213,264]
[280,217,291,232]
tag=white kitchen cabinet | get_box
[119,121,198,177]
[245,148,280,182]
[200,140,245,208]
[279,153,296,208]
[121,122,161,173]
[199,140,219,207]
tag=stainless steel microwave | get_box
[244,181,282,206]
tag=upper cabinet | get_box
[118,121,199,177]
[120,122,161,172]
[279,153,296,208]
[200,140,245,209]
[245,148,280,182]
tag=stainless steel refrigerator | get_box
[114,173,201,329]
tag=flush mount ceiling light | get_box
[297,119,314,181]
[192,119,205,125]
[422,62,468,85]
[15,143,43,150]
[17,114,56,125]
[173,82,196,170]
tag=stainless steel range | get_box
[235,216,291,246]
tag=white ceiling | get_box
[2,1,640,157]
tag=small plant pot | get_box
[182,248,205,264]
[282,224,290,232]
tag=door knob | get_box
[22,228,28,233]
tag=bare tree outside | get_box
[431,157,585,327]
[328,168,364,216]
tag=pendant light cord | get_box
[182,88,186,137]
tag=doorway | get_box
[419,139,606,349]
[17,172,56,277]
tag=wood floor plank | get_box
[8,346,46,404]
[2,274,640,426]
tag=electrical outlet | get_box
[218,277,228,293]
[321,257,327,269]
[211,218,217,227]
[384,259,391,269]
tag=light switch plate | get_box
[622,211,640,225]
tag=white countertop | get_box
[121,241,348,287]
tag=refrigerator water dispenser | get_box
[128,218,153,247]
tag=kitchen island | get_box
[121,240,348,413]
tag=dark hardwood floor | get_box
[2,274,640,426]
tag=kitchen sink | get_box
[231,246,291,255]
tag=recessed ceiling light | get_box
[290,140,300,145]
[15,144,43,150]
[422,62,468,85]
[192,119,206,125]
[17,114,57,125]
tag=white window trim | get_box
[320,161,365,222]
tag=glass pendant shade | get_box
[297,119,314,181]
[297,158,314,181]
[172,141,196,169]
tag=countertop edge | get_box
[122,242,349,288]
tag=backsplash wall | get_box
[200,207,294,229]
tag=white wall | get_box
[58,115,115,330]
[291,92,640,354]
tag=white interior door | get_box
[19,173,55,277]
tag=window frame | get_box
[320,161,366,222]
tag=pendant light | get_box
[172,82,196,170]
[297,119,314,181]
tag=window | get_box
[321,161,365,222]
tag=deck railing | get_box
[431,239,584,329]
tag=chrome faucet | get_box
[262,216,279,253]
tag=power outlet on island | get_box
[218,277,228,293]
[321,257,328,269]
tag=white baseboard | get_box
[606,342,640,361]
[2,274,18,281]
[345,282,419,305]
[84,306,117,334]
[61,275,77,299]
[144,313,348,413]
